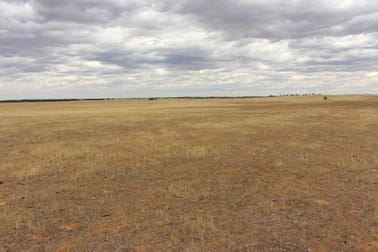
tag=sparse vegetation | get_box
[0,95,377,251]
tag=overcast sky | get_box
[1,0,377,99]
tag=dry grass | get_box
[0,95,378,251]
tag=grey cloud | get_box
[174,0,378,39]
[31,0,129,24]
[87,49,148,70]
[88,47,214,71]
[0,0,377,99]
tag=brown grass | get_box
[0,95,377,251]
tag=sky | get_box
[1,0,378,99]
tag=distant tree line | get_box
[0,98,113,103]
[147,94,324,100]
[272,93,323,97]
[0,94,325,103]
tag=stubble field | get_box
[0,95,377,251]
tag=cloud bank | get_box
[1,0,377,99]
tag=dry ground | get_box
[0,95,377,251]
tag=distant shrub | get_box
[323,96,328,100]
[148,97,158,101]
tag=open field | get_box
[0,95,377,251]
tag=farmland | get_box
[0,95,377,251]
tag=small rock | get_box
[306,249,313,252]
[91,197,96,200]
